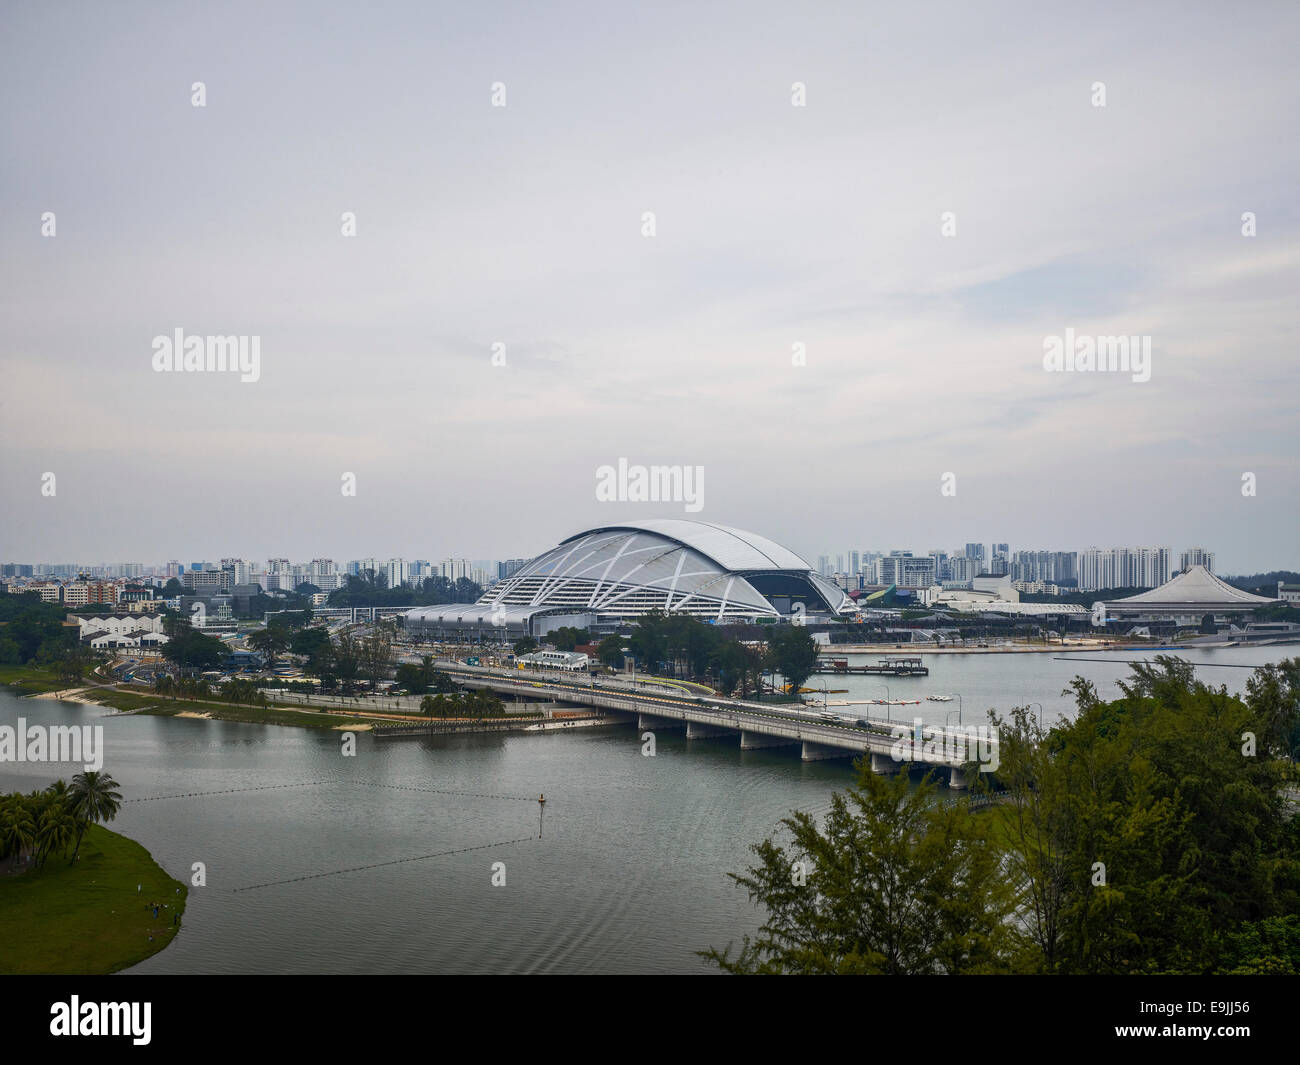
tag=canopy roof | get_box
[1105,566,1276,608]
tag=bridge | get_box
[432,662,996,788]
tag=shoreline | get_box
[820,642,1161,655]
[0,671,406,731]
[0,670,522,733]
[0,823,187,975]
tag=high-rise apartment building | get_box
[440,558,471,582]
[1078,547,1170,592]
[879,553,937,588]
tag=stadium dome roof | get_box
[477,519,856,622]
[559,519,813,572]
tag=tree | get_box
[161,610,191,639]
[0,636,20,665]
[1,600,76,664]
[709,639,750,696]
[765,624,820,695]
[1246,658,1300,763]
[1219,915,1300,974]
[0,796,36,872]
[35,803,77,870]
[396,662,429,694]
[627,611,668,673]
[513,636,538,657]
[358,630,393,690]
[989,703,1073,971]
[248,624,292,666]
[702,763,1018,973]
[333,634,361,693]
[290,626,331,660]
[67,770,123,863]
[55,646,93,687]
[548,626,589,652]
[597,635,625,670]
[161,626,227,673]
[995,657,1300,974]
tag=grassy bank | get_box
[2,664,387,729]
[0,664,73,695]
[0,824,187,975]
[129,697,377,729]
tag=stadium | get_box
[404,519,858,641]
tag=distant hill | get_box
[1222,571,1300,596]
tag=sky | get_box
[2,0,1297,574]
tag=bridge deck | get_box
[436,663,994,775]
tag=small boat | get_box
[926,695,954,702]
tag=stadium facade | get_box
[1101,564,1277,625]
[405,519,858,641]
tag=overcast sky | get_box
[2,1,1297,574]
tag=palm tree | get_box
[35,804,78,869]
[0,797,37,872]
[67,771,123,862]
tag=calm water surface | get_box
[1,644,1293,974]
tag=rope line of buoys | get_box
[350,781,540,803]
[231,835,538,892]
[125,780,337,803]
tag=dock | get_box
[812,656,929,676]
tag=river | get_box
[1,643,1294,973]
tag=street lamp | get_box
[954,692,963,725]
[877,682,891,723]
[1028,701,1044,730]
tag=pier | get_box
[812,656,929,676]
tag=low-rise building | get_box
[70,612,167,640]
[516,650,591,671]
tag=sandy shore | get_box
[26,686,99,700]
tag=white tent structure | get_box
[1103,566,1276,623]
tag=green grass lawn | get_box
[132,698,374,729]
[0,664,70,694]
[40,682,376,730]
[0,824,187,975]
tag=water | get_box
[810,644,1296,728]
[2,643,1295,974]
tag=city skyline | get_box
[0,538,1271,584]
